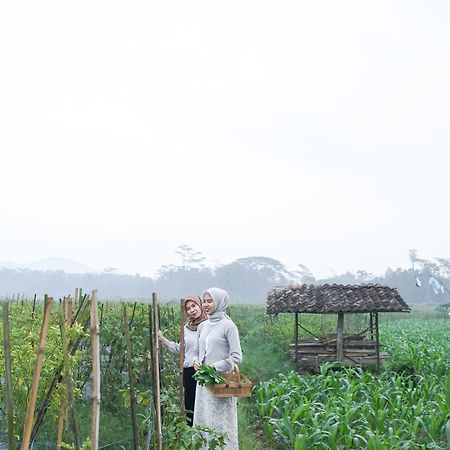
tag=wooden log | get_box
[21,295,53,450]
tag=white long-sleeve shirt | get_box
[193,317,242,373]
[166,325,198,368]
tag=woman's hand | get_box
[193,359,201,371]
[157,330,170,347]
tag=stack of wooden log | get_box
[290,334,389,369]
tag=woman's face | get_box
[202,292,216,315]
[185,300,202,319]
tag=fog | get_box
[1,1,449,280]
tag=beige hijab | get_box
[184,295,207,331]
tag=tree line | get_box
[0,247,448,305]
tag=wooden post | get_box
[21,295,53,450]
[90,290,100,450]
[336,312,344,362]
[123,305,139,450]
[375,312,380,372]
[369,313,374,341]
[179,299,186,418]
[3,301,15,450]
[294,312,299,372]
[152,293,163,450]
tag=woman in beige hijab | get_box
[158,295,207,425]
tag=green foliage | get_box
[192,365,226,386]
[4,300,447,449]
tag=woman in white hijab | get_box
[193,287,242,449]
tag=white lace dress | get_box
[194,384,238,449]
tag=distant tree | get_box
[291,264,315,284]
[409,249,418,270]
[436,302,450,318]
[155,265,214,300]
[433,258,450,278]
[175,245,206,270]
[214,257,292,303]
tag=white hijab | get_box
[203,287,229,322]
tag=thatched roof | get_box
[267,284,410,314]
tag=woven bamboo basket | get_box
[208,362,252,398]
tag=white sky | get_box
[1,1,449,279]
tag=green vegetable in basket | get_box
[193,364,227,386]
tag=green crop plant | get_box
[256,318,450,449]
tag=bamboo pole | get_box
[146,304,155,450]
[31,294,37,320]
[90,290,100,450]
[56,299,67,450]
[74,288,79,310]
[123,305,139,450]
[56,396,65,450]
[3,301,16,450]
[179,299,186,419]
[66,295,73,326]
[152,293,163,450]
[21,295,53,450]
[58,298,80,450]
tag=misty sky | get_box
[1,1,449,279]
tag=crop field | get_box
[0,296,449,449]
[255,318,450,450]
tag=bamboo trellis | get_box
[21,295,53,450]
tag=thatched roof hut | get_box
[266,284,410,370]
[267,283,411,314]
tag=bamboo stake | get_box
[73,288,78,322]
[66,295,73,326]
[90,290,100,450]
[56,300,67,450]
[58,299,80,450]
[123,305,139,450]
[146,304,155,450]
[31,294,37,320]
[152,293,163,450]
[21,295,53,450]
[179,299,186,419]
[3,301,15,450]
[56,396,65,450]
[74,288,79,310]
